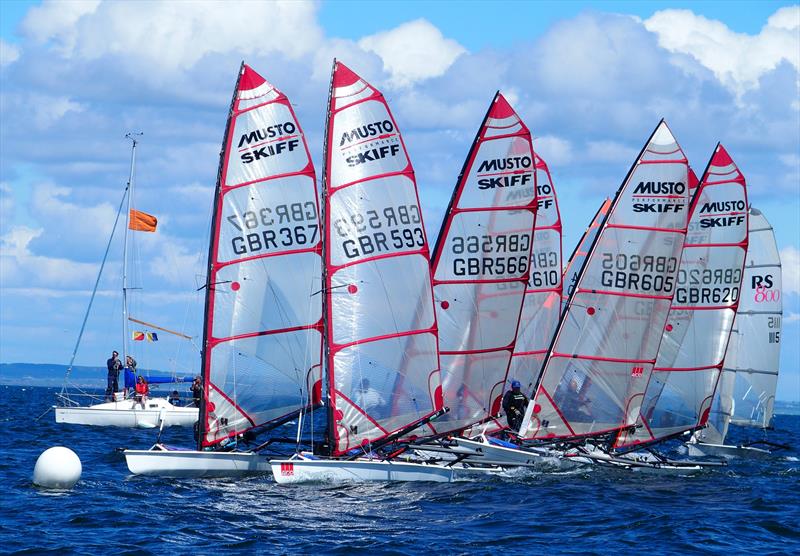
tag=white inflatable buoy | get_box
[33,446,82,489]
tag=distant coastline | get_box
[2,362,797,413]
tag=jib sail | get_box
[508,153,562,398]
[617,144,748,447]
[322,61,442,455]
[697,206,781,444]
[518,121,690,440]
[199,64,323,448]
[429,93,538,434]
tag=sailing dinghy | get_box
[602,145,747,469]
[468,121,696,472]
[270,61,506,484]
[126,63,324,476]
[688,206,786,458]
[55,134,198,429]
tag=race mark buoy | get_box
[33,446,82,489]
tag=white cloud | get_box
[0,226,98,288]
[785,312,800,324]
[31,95,85,129]
[0,183,14,227]
[358,19,467,88]
[645,6,800,96]
[781,245,800,295]
[586,140,637,163]
[534,135,573,166]
[31,183,116,241]
[21,0,323,73]
[149,244,203,287]
[0,39,20,67]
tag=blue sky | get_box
[0,1,798,401]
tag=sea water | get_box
[1,385,799,554]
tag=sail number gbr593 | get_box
[333,204,425,259]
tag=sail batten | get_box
[519,120,691,441]
[617,144,749,448]
[323,61,442,456]
[428,93,537,435]
[199,64,323,448]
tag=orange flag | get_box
[129,209,158,232]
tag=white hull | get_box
[567,446,709,473]
[454,438,569,469]
[55,398,198,428]
[270,456,500,484]
[125,444,271,477]
[686,442,771,459]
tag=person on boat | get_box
[191,376,202,408]
[168,390,181,406]
[502,380,528,431]
[125,355,137,373]
[560,378,591,421]
[106,350,122,401]
[134,375,149,409]
[354,378,385,412]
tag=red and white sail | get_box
[507,153,562,397]
[429,93,537,434]
[322,61,442,455]
[697,205,778,444]
[200,64,323,447]
[617,145,748,447]
[518,121,690,440]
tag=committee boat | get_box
[55,134,197,428]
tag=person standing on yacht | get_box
[106,351,121,401]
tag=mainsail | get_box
[698,206,782,444]
[429,93,537,434]
[199,64,323,448]
[616,144,748,448]
[322,61,442,455]
[518,121,690,440]
[508,153,561,396]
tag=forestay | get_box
[518,121,690,440]
[507,153,562,397]
[323,61,442,455]
[200,64,323,448]
[430,93,538,434]
[698,206,781,444]
[617,145,748,447]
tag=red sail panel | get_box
[323,61,442,456]
[429,93,538,434]
[617,144,748,447]
[200,64,323,447]
[519,121,691,440]
[507,153,562,399]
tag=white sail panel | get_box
[562,199,611,303]
[430,93,537,434]
[618,144,748,448]
[324,61,442,456]
[519,121,691,440]
[201,64,323,447]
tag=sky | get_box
[0,1,798,401]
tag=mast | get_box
[121,132,141,371]
[320,59,336,456]
[197,63,244,451]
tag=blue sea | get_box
[2,385,799,554]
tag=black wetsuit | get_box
[502,389,529,431]
[106,356,121,399]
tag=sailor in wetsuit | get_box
[502,380,528,431]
